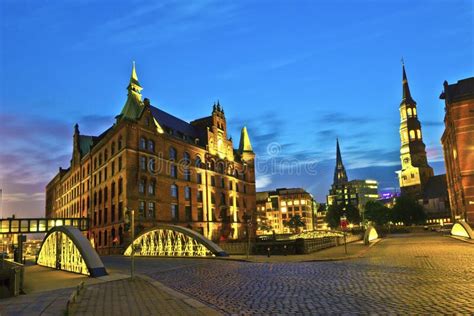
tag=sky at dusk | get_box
[0,0,472,218]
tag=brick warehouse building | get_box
[440,77,474,223]
[45,64,256,254]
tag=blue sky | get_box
[0,0,472,217]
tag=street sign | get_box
[340,216,348,231]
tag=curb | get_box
[137,274,222,315]
[448,235,474,244]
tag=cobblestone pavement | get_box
[69,277,217,316]
[102,233,474,315]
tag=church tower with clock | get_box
[397,63,434,197]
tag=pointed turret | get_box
[402,62,416,105]
[333,139,348,184]
[117,62,144,121]
[239,126,253,153]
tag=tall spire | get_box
[239,126,253,153]
[118,62,144,121]
[333,139,348,184]
[402,61,415,105]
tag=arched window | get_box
[195,156,202,168]
[169,147,177,160]
[409,130,415,140]
[140,137,147,150]
[111,142,115,155]
[111,227,116,244]
[118,226,123,244]
[118,178,123,195]
[148,180,155,195]
[118,136,123,150]
[209,160,215,171]
[104,187,108,202]
[401,108,407,120]
[111,182,116,197]
[171,184,178,198]
[183,152,190,163]
[147,140,154,152]
[413,108,417,116]
[407,108,412,117]
[417,129,422,139]
[217,161,225,173]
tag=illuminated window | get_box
[417,129,421,139]
[409,130,415,140]
[413,108,417,116]
[407,108,412,117]
[281,201,286,206]
[400,108,407,120]
[281,207,287,213]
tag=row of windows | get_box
[93,201,124,227]
[93,136,123,171]
[94,226,124,248]
[400,107,418,120]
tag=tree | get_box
[391,195,426,225]
[325,203,361,229]
[284,215,305,233]
[364,200,390,226]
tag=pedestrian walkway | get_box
[225,239,380,263]
[68,276,220,316]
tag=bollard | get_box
[283,245,287,256]
[267,247,271,258]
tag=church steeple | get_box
[397,62,433,196]
[117,62,144,121]
[402,62,415,105]
[333,139,348,184]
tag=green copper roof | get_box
[239,126,253,153]
[118,62,144,121]
[79,135,94,157]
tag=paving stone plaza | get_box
[1,232,473,315]
[101,233,474,315]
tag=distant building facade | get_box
[45,64,256,254]
[327,140,358,207]
[440,77,474,223]
[256,188,315,234]
[349,179,379,217]
[326,140,379,220]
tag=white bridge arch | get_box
[37,226,107,277]
[124,224,228,257]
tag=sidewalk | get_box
[223,239,381,263]
[68,276,220,316]
[0,265,220,316]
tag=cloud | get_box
[255,175,272,190]
[72,1,241,50]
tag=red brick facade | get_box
[440,77,474,223]
[45,66,256,254]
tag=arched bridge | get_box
[124,224,228,257]
[37,226,107,277]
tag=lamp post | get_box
[124,207,135,280]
